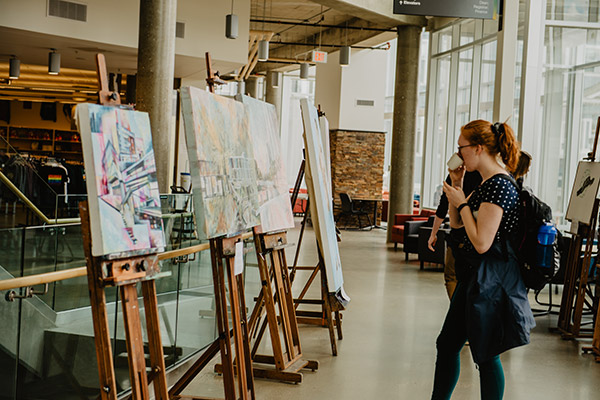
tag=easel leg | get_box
[225,258,250,400]
[210,240,236,400]
[80,201,117,399]
[236,273,256,399]
[120,284,150,399]
[141,280,169,400]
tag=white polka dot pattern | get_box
[461,174,520,249]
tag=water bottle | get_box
[536,222,557,269]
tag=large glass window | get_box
[538,20,600,224]
[478,40,497,121]
[421,20,499,208]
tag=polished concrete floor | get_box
[181,225,600,399]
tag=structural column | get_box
[246,76,261,99]
[265,71,282,118]
[136,0,177,193]
[493,0,519,122]
[387,25,421,243]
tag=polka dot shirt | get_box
[462,174,520,249]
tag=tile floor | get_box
[180,225,600,400]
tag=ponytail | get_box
[492,122,519,173]
[461,120,520,173]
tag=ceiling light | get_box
[48,49,60,75]
[9,57,20,79]
[226,0,238,39]
[340,46,351,67]
[258,40,269,61]
[300,63,309,79]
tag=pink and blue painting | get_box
[77,104,165,257]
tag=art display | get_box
[76,103,165,257]
[300,98,349,304]
[180,86,260,239]
[565,161,600,225]
[236,94,294,233]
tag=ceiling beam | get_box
[253,17,395,73]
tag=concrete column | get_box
[265,71,282,118]
[246,76,261,99]
[136,0,177,193]
[387,25,421,243]
[492,0,519,122]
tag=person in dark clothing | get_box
[431,120,535,400]
[513,150,532,190]
[428,170,482,299]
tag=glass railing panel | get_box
[12,284,121,399]
[0,227,24,278]
[51,222,92,312]
[0,228,22,400]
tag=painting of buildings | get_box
[77,104,165,257]
[236,95,294,233]
[180,86,260,239]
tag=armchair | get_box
[404,218,432,260]
[418,225,448,270]
[390,209,437,251]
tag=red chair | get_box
[390,208,436,251]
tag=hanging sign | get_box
[393,0,498,20]
[311,50,328,63]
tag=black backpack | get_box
[496,174,560,291]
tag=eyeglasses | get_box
[457,144,477,154]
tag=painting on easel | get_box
[300,98,349,305]
[76,103,165,257]
[180,86,260,239]
[236,94,294,233]
[566,161,600,225]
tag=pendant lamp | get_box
[300,63,309,79]
[9,57,20,79]
[48,49,60,75]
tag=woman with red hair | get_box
[431,120,535,400]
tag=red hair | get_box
[461,120,520,173]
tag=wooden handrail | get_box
[0,232,253,291]
[0,171,80,225]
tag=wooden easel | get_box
[168,53,255,400]
[292,248,344,356]
[226,228,318,383]
[82,54,169,400]
[556,117,600,340]
[288,149,343,357]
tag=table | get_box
[353,197,385,230]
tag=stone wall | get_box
[330,129,385,224]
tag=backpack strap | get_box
[489,173,519,262]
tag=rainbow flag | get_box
[48,175,62,183]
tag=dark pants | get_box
[431,282,505,400]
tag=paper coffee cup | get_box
[180,172,191,192]
[447,153,463,170]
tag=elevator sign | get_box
[393,0,498,19]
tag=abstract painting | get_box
[566,161,600,225]
[236,95,294,233]
[76,103,165,257]
[300,98,349,304]
[180,86,260,239]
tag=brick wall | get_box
[329,129,385,224]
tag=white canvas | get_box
[180,86,260,239]
[76,103,165,257]
[319,114,333,201]
[300,98,348,302]
[236,94,294,233]
[566,161,600,225]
